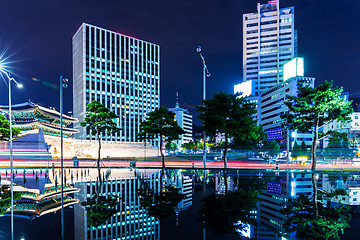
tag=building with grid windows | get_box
[168,102,193,147]
[243,1,297,95]
[73,23,160,141]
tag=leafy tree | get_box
[262,140,280,158]
[283,174,351,240]
[0,114,21,142]
[281,81,353,170]
[0,186,22,215]
[80,100,120,226]
[292,141,310,161]
[81,194,118,227]
[324,132,355,161]
[165,142,177,151]
[197,92,258,168]
[80,100,120,185]
[137,182,185,220]
[182,141,196,152]
[136,106,185,168]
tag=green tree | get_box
[136,106,185,169]
[262,140,280,158]
[324,132,355,161]
[165,142,177,151]
[0,114,21,141]
[80,100,121,184]
[283,174,351,240]
[80,100,120,227]
[0,186,22,215]
[281,81,353,170]
[81,194,118,227]
[182,141,196,152]
[291,141,301,160]
[197,92,258,168]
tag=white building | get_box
[74,174,161,240]
[168,103,193,147]
[243,1,296,95]
[260,75,315,147]
[322,112,360,148]
[73,23,160,142]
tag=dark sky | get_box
[1,0,360,124]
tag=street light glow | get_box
[17,83,23,88]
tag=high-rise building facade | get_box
[168,103,193,147]
[243,1,297,95]
[73,23,160,141]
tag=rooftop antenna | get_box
[176,88,179,108]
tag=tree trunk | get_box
[312,123,318,171]
[160,135,165,169]
[312,173,318,218]
[223,135,228,168]
[223,170,228,194]
[97,131,102,193]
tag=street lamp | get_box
[0,69,22,240]
[60,75,68,240]
[196,46,210,168]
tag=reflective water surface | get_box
[1,168,360,240]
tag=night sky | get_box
[1,0,359,124]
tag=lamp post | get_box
[196,46,210,169]
[60,75,68,240]
[1,69,22,240]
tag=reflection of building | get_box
[242,1,296,95]
[74,174,160,240]
[6,184,79,219]
[257,173,314,238]
[323,175,360,206]
[171,172,193,211]
[73,23,160,142]
[0,101,79,137]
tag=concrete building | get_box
[243,1,297,95]
[73,23,160,142]
[260,76,314,148]
[168,102,193,147]
[74,173,160,240]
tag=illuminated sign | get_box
[283,57,304,81]
[267,127,282,141]
[234,80,254,97]
[267,182,282,195]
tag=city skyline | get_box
[0,0,359,124]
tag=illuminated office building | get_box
[73,23,160,141]
[243,1,297,95]
[74,174,160,240]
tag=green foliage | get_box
[197,92,258,166]
[0,114,21,142]
[80,100,120,137]
[137,185,186,220]
[291,141,310,160]
[181,141,196,151]
[81,194,119,227]
[323,132,356,160]
[281,81,353,170]
[283,194,351,240]
[262,140,280,158]
[0,186,22,215]
[165,142,177,151]
[136,106,185,168]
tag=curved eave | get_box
[15,120,80,133]
[37,106,78,123]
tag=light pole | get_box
[60,75,68,240]
[196,46,210,169]
[1,69,22,240]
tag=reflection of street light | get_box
[0,68,22,240]
[196,46,210,168]
[60,75,68,240]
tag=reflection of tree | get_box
[283,174,351,240]
[81,194,118,227]
[0,186,22,215]
[201,174,264,235]
[136,170,185,221]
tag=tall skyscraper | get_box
[243,1,297,95]
[73,23,160,141]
